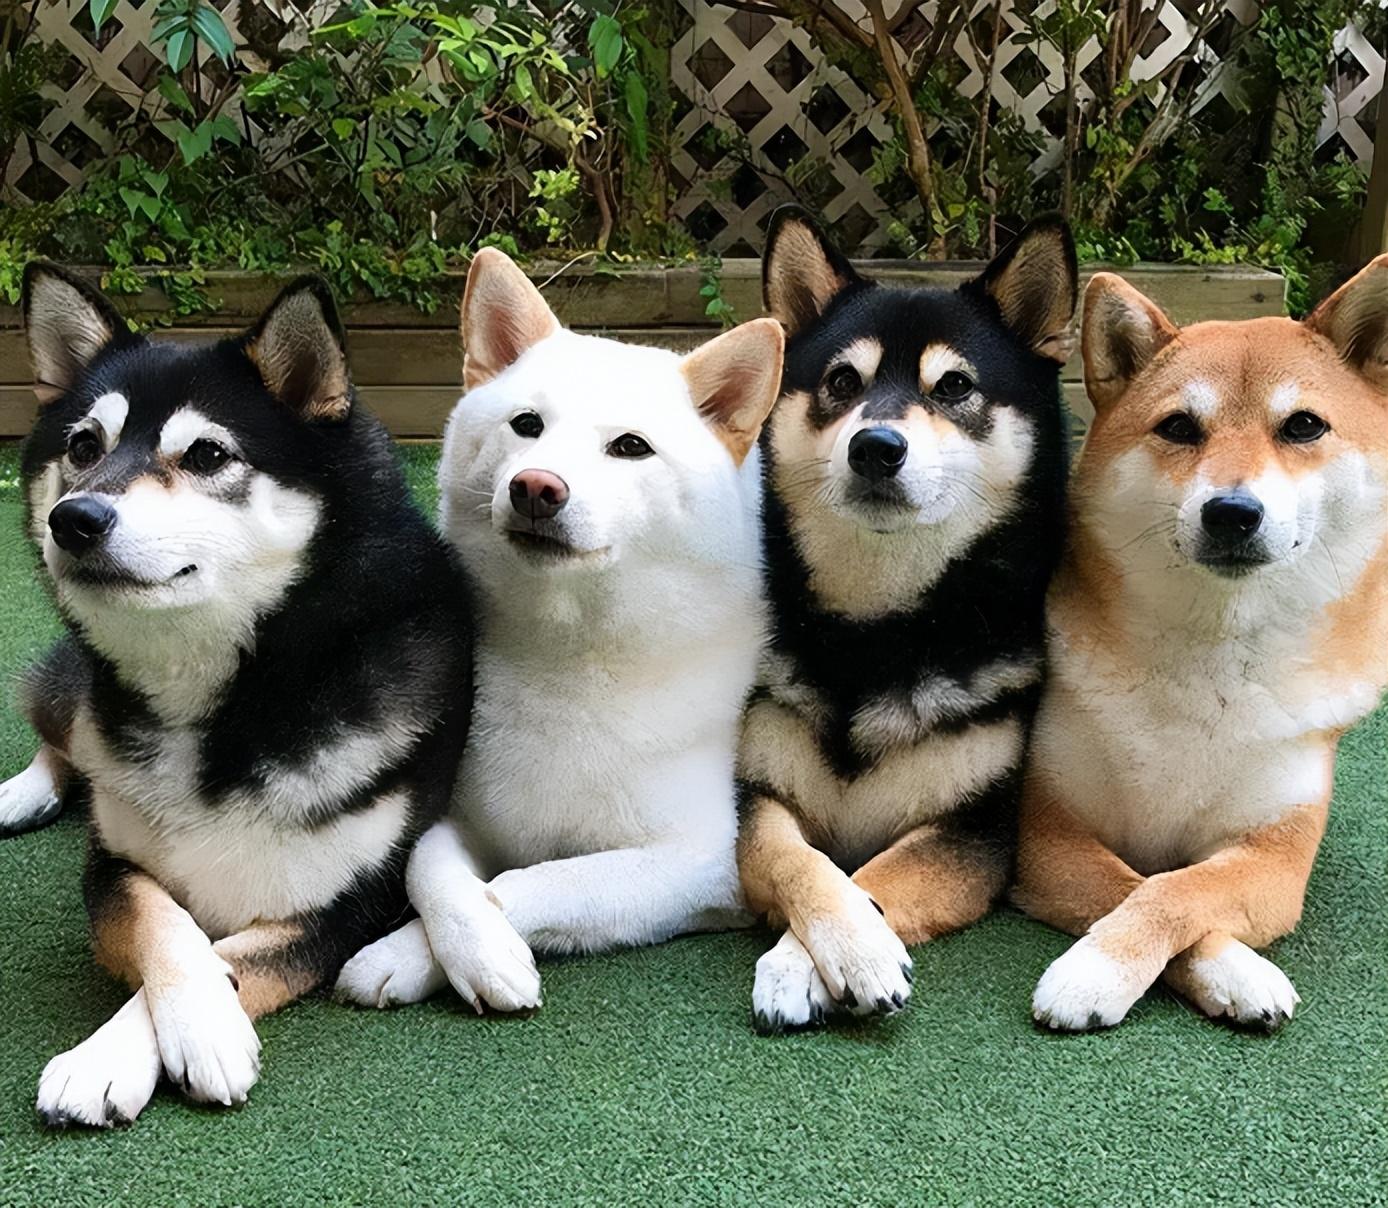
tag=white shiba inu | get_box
[1015,262,1388,1031]
[337,250,784,1010]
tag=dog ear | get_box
[1081,273,1179,410]
[460,248,560,390]
[968,215,1078,364]
[1304,255,1388,389]
[762,205,862,338]
[681,318,785,465]
[22,262,137,405]
[246,276,352,421]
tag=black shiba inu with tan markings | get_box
[737,207,1076,1033]
[3,264,473,1127]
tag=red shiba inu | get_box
[1014,260,1388,1031]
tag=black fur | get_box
[746,207,1073,859]
[14,264,473,982]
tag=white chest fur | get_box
[459,619,756,871]
[71,709,411,938]
[1035,624,1360,874]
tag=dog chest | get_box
[1039,639,1340,872]
[71,709,411,937]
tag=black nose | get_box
[48,496,117,555]
[847,427,908,483]
[1201,493,1264,542]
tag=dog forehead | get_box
[1131,316,1384,423]
[484,329,688,416]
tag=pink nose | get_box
[509,469,569,520]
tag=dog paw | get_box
[799,887,913,1019]
[336,918,448,1008]
[1033,935,1146,1031]
[37,993,161,1128]
[146,957,261,1106]
[0,753,63,837]
[752,930,836,1034]
[430,894,542,1014]
[1174,940,1300,1031]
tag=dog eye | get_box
[933,371,974,402]
[1279,410,1329,444]
[66,429,102,469]
[1153,413,1202,445]
[183,439,231,475]
[824,365,862,401]
[510,411,544,438]
[607,433,653,460]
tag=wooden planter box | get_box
[0,261,1286,439]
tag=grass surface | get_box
[0,445,1383,1206]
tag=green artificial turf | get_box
[0,444,1383,1206]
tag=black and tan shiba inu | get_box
[5,265,473,1126]
[1016,264,1388,1031]
[736,208,1077,1032]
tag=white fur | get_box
[796,880,912,1014]
[919,344,976,392]
[772,393,1035,618]
[339,327,763,1009]
[1177,940,1300,1027]
[0,745,65,832]
[1180,380,1219,420]
[37,991,162,1127]
[47,474,321,722]
[1040,444,1388,872]
[158,407,237,458]
[741,699,1023,869]
[752,929,836,1032]
[1033,934,1147,1030]
[86,391,129,449]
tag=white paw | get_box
[799,886,913,1018]
[146,957,261,1106]
[37,992,161,1128]
[430,893,542,1014]
[1033,934,1146,1031]
[0,751,63,836]
[1178,941,1300,1030]
[752,930,836,1034]
[336,919,448,1008]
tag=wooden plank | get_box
[0,378,1097,441]
[0,261,1285,330]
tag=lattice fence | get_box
[6,0,1386,251]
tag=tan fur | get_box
[92,870,320,1021]
[679,317,785,464]
[852,824,1003,944]
[1020,262,1388,1028]
[246,290,350,420]
[737,794,851,933]
[460,247,560,391]
[763,218,855,337]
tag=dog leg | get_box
[0,744,69,837]
[489,839,747,955]
[1161,931,1301,1031]
[750,928,837,1034]
[336,818,539,1013]
[1010,786,1144,936]
[1032,800,1326,1031]
[851,822,1008,946]
[739,794,911,1025]
[39,851,261,1127]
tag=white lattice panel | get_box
[7,0,1382,248]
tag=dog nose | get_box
[48,496,117,555]
[1201,493,1264,542]
[847,427,908,482]
[509,469,570,520]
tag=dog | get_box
[334,248,783,1011]
[735,207,1077,1033]
[1014,264,1388,1031]
[7,265,473,1125]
